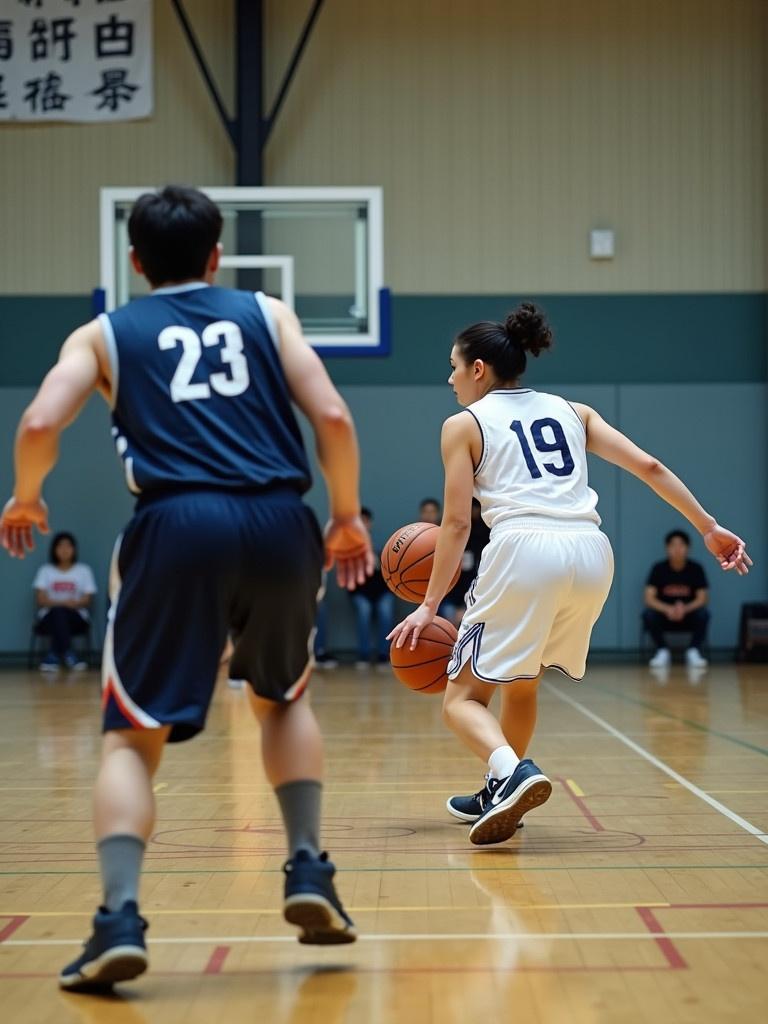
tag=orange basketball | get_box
[389,616,458,694]
[381,522,461,603]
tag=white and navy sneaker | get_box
[469,759,552,845]
[447,774,501,822]
[59,900,148,992]
[448,775,525,828]
[283,850,356,945]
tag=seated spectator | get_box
[643,529,709,669]
[33,532,96,672]
[350,508,394,670]
[442,499,491,625]
[419,497,442,525]
[313,597,338,670]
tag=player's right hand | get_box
[702,525,752,576]
[323,515,375,590]
[0,497,50,559]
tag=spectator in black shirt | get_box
[350,508,395,670]
[442,500,491,625]
[643,530,709,669]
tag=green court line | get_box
[0,864,766,876]
[580,682,768,757]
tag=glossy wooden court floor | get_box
[0,662,766,1023]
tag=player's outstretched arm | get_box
[1,322,103,559]
[267,298,373,590]
[388,413,475,650]
[573,402,752,576]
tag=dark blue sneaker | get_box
[468,759,552,845]
[447,775,525,829]
[447,774,501,822]
[283,850,356,945]
[59,901,148,992]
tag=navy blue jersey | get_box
[100,284,311,495]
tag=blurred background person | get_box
[33,531,96,671]
[350,508,394,670]
[419,497,442,525]
[442,499,491,625]
[643,529,710,669]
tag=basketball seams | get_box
[386,523,437,575]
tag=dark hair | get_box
[49,531,78,567]
[361,506,373,519]
[419,498,441,509]
[128,185,223,287]
[455,302,553,380]
[665,529,690,547]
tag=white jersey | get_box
[467,388,600,529]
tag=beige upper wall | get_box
[0,1,234,295]
[1,0,765,295]
[266,0,767,294]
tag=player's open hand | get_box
[703,524,752,576]
[323,515,375,590]
[387,604,436,651]
[1,497,50,559]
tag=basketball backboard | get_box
[100,187,387,354]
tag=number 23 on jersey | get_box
[158,320,250,403]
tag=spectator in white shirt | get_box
[33,532,96,671]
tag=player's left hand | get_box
[0,497,50,559]
[323,515,375,590]
[387,604,436,651]
[702,524,753,576]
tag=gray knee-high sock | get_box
[275,780,322,858]
[98,834,146,912]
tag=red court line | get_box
[0,917,28,943]
[635,907,688,969]
[555,777,605,832]
[203,945,230,975]
[667,902,768,910]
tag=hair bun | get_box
[503,302,553,357]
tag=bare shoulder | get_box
[265,296,303,338]
[568,400,594,423]
[61,318,104,355]
[442,410,481,443]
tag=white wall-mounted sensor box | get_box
[590,229,615,259]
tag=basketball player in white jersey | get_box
[389,303,751,846]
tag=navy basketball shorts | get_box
[102,487,323,742]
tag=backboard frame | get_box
[99,186,387,353]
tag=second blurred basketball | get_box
[381,522,461,603]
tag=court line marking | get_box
[4,932,768,947]
[0,863,767,876]
[0,902,672,916]
[546,683,768,848]
[579,681,768,758]
[203,945,229,974]
[635,907,687,969]
[556,777,604,831]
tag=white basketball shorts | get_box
[447,518,614,684]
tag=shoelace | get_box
[475,773,502,810]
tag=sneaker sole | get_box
[59,946,148,991]
[469,776,552,846]
[283,894,357,945]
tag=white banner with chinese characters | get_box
[0,0,153,122]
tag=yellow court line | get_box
[565,779,585,797]
[0,902,670,917]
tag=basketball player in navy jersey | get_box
[390,304,751,846]
[1,186,373,991]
